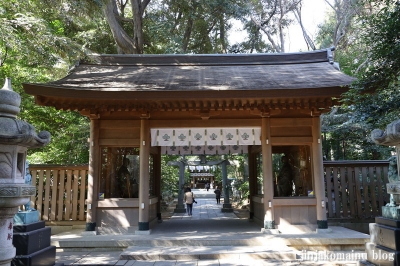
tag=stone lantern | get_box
[0,78,50,266]
[364,119,400,265]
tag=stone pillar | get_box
[0,78,50,265]
[364,119,400,265]
[221,160,233,212]
[168,161,186,213]
[261,117,275,231]
[311,116,328,230]
[137,118,150,233]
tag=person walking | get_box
[205,182,210,191]
[184,187,196,216]
[214,186,221,204]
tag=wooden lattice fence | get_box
[27,161,390,222]
[324,160,390,220]
[28,165,88,222]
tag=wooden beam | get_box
[100,120,141,128]
[99,139,140,146]
[271,136,313,144]
[148,119,261,128]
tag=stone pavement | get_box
[54,189,368,265]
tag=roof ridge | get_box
[82,48,333,66]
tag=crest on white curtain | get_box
[238,128,254,145]
[217,145,229,155]
[166,146,179,155]
[157,129,174,146]
[180,145,192,155]
[206,128,221,146]
[175,129,189,146]
[191,145,205,154]
[205,145,217,154]
[151,127,261,154]
[222,128,238,145]
[230,145,243,154]
[191,128,205,146]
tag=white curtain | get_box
[151,127,261,154]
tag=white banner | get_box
[192,145,204,154]
[254,128,261,145]
[151,129,158,146]
[175,129,189,146]
[191,129,205,146]
[180,146,192,155]
[222,128,238,145]
[230,145,242,154]
[152,128,260,154]
[206,128,221,146]
[217,145,229,155]
[238,128,254,145]
[166,146,179,155]
[205,145,217,154]
[158,129,174,146]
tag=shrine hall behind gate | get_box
[23,48,354,234]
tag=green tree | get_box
[342,0,400,154]
[0,0,113,164]
[145,0,243,54]
[246,0,303,53]
[101,0,150,54]
[317,0,398,160]
[353,1,400,93]
[161,155,180,203]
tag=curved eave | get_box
[24,84,348,100]
[24,84,346,113]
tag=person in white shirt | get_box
[184,187,196,215]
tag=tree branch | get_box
[293,7,316,50]
[0,46,7,67]
[251,16,281,52]
[140,0,151,17]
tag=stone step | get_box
[120,245,296,261]
[53,237,268,251]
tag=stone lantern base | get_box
[363,213,400,265]
[12,220,55,266]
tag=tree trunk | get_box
[182,16,194,53]
[293,7,316,50]
[219,15,227,53]
[131,0,145,54]
[102,0,136,54]
[278,0,285,52]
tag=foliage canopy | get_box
[0,0,399,164]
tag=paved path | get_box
[55,192,363,265]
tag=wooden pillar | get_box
[248,146,256,220]
[86,117,99,231]
[153,147,162,222]
[138,118,150,231]
[312,116,328,229]
[261,117,275,229]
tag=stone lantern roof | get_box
[371,119,400,146]
[0,78,51,148]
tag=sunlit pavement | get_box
[55,190,363,265]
